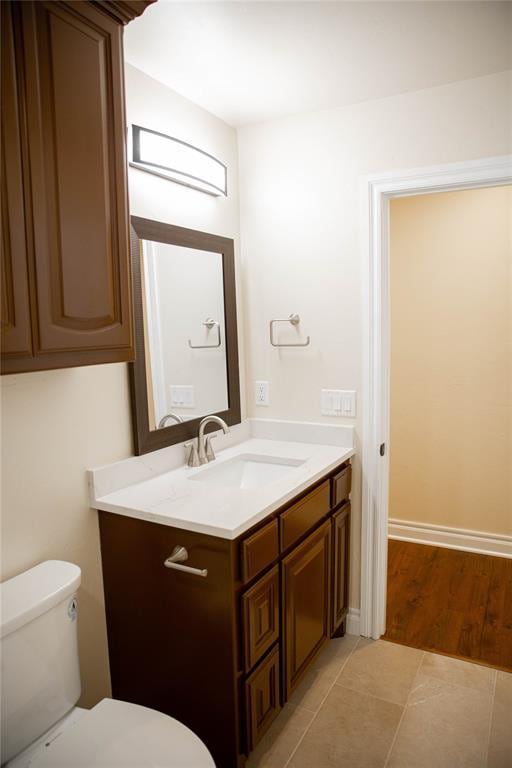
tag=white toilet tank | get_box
[1,561,82,765]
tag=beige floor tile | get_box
[287,633,359,713]
[289,685,403,768]
[387,672,493,768]
[420,652,496,693]
[335,638,423,705]
[488,671,512,768]
[247,704,314,768]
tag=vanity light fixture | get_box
[130,124,227,197]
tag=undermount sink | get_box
[188,453,306,489]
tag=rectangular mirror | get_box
[129,216,241,454]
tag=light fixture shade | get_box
[130,125,227,197]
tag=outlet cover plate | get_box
[255,380,270,407]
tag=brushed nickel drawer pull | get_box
[164,546,208,577]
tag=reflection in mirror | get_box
[129,217,240,455]
[141,241,228,431]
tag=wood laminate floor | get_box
[383,540,512,671]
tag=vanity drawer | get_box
[241,519,279,584]
[242,566,280,672]
[245,646,281,752]
[331,464,351,508]
[280,480,330,551]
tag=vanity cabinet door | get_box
[332,503,350,634]
[1,0,139,374]
[243,566,280,672]
[282,521,331,698]
[245,646,281,752]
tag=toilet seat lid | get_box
[30,698,215,768]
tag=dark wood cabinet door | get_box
[245,646,281,752]
[1,2,33,362]
[15,0,133,370]
[282,520,331,698]
[243,566,280,672]
[332,503,350,634]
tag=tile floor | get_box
[247,636,512,768]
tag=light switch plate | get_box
[169,384,195,408]
[255,381,270,406]
[321,389,356,417]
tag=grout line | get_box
[382,651,426,768]
[282,636,362,768]
[417,671,498,697]
[485,669,498,765]
[333,680,415,708]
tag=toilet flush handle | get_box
[164,546,208,578]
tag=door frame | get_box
[360,154,512,639]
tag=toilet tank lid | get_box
[0,560,81,639]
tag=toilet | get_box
[0,560,215,768]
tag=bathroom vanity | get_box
[90,215,354,767]
[92,432,353,768]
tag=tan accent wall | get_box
[389,186,512,536]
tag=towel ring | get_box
[269,313,310,347]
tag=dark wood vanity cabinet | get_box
[0,1,152,374]
[98,460,351,768]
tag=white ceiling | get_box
[124,1,512,127]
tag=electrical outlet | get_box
[255,380,270,407]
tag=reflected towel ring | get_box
[188,317,222,349]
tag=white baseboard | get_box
[346,608,360,636]
[388,519,512,559]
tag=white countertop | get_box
[89,419,355,540]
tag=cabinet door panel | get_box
[282,521,331,698]
[245,646,281,752]
[332,503,350,634]
[21,1,133,356]
[1,2,33,360]
[243,566,279,672]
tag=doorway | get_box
[360,156,512,646]
[383,185,512,669]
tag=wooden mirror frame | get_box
[129,216,241,455]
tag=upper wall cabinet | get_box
[0,0,153,375]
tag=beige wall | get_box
[125,64,246,420]
[238,69,512,607]
[389,186,512,536]
[0,365,131,706]
[0,66,242,707]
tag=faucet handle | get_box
[205,434,217,462]
[184,441,200,468]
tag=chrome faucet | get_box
[158,412,184,429]
[198,415,229,465]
